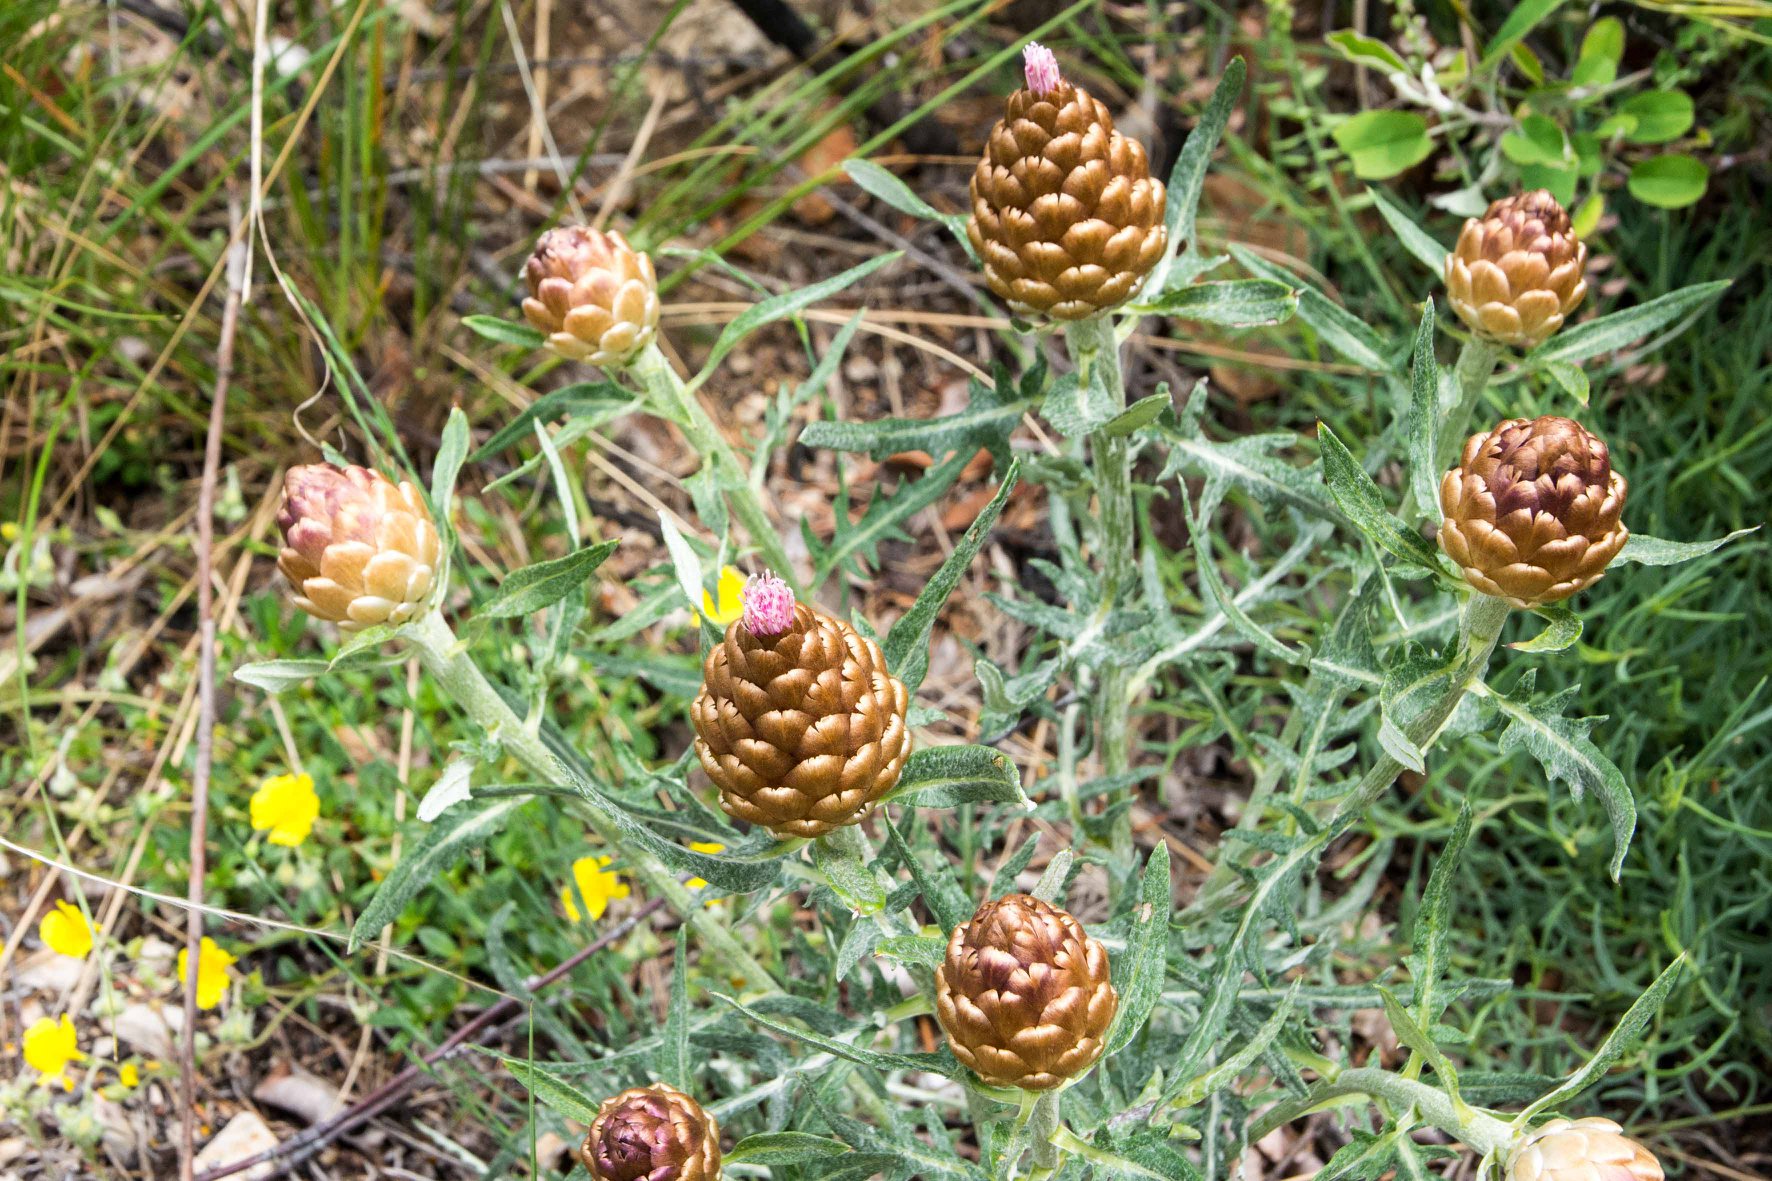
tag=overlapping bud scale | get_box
[1445,190,1588,348]
[1507,1118,1664,1181]
[691,576,911,838]
[967,44,1167,320]
[1438,416,1628,609]
[276,464,442,631]
[522,225,660,368]
[935,893,1117,1091]
[579,1084,721,1181]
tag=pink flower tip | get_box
[1023,43,1061,96]
[741,571,796,637]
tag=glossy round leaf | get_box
[1628,154,1709,209]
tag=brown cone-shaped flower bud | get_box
[276,464,442,631]
[934,893,1118,1091]
[967,44,1167,320]
[521,225,660,368]
[579,1084,721,1181]
[691,573,911,838]
[1507,1118,1664,1181]
[1438,416,1628,609]
[1445,190,1588,348]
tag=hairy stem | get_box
[1247,1067,1515,1156]
[1027,1090,1062,1171]
[1063,315,1137,859]
[1440,338,1505,469]
[407,610,778,989]
[630,343,802,593]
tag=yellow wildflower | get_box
[40,900,95,958]
[685,841,726,891]
[250,772,319,847]
[1,521,17,542]
[561,855,630,922]
[23,1014,84,1090]
[694,567,747,627]
[177,937,238,1010]
[118,1062,141,1089]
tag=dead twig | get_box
[180,206,248,1181]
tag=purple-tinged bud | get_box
[1023,43,1061,96]
[741,571,795,638]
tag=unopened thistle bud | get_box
[276,464,442,631]
[691,574,910,839]
[579,1084,721,1181]
[967,44,1168,320]
[521,225,660,368]
[1438,416,1628,609]
[1507,1118,1664,1181]
[1445,190,1588,348]
[935,893,1118,1091]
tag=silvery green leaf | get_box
[1404,303,1441,517]
[883,745,1030,810]
[416,755,475,822]
[1541,359,1590,405]
[1510,605,1581,653]
[717,994,954,1076]
[1129,278,1297,327]
[350,794,529,950]
[1521,954,1687,1119]
[1231,245,1393,372]
[874,934,947,971]
[1161,985,1296,1108]
[233,659,331,693]
[1032,849,1075,904]
[468,382,639,462]
[1102,391,1175,437]
[801,361,1035,465]
[1317,422,1445,574]
[726,1133,858,1167]
[659,514,706,612]
[883,460,1019,693]
[1379,986,1461,1094]
[812,832,887,915]
[480,539,619,619]
[430,406,470,523]
[1158,384,1339,520]
[1042,368,1121,437]
[688,253,901,393]
[1616,527,1757,566]
[812,451,968,583]
[1408,800,1473,1028]
[1104,844,1171,1055]
[844,158,972,254]
[1165,57,1246,259]
[1365,187,1449,276]
[660,926,690,1088]
[498,1055,603,1123]
[461,314,545,349]
[1530,280,1729,364]
[1183,487,1305,664]
[883,821,970,932]
[1486,681,1636,879]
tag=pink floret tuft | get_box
[742,571,796,637]
[1022,43,1061,96]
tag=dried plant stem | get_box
[180,223,247,1181]
[630,343,801,592]
[405,610,779,990]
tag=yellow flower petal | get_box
[695,567,748,627]
[23,1014,84,1088]
[118,1062,141,1089]
[561,855,630,923]
[250,772,319,847]
[177,937,239,1010]
[685,842,725,897]
[40,900,95,959]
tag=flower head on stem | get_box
[741,570,795,638]
[1023,42,1062,96]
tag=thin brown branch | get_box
[179,206,248,1181]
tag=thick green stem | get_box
[1026,1091,1062,1171]
[407,611,778,990]
[1063,316,1138,859]
[1440,339,1504,470]
[1247,1067,1515,1156]
[630,344,802,593]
